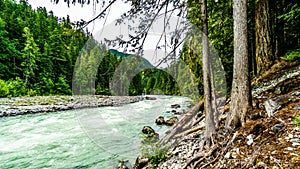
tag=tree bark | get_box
[201,0,216,140]
[255,0,273,74]
[226,0,251,128]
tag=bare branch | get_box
[81,0,117,28]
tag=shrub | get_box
[7,77,27,97]
[140,135,169,166]
[281,48,300,61]
[0,79,9,97]
[293,116,300,125]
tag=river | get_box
[0,96,191,169]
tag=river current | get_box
[0,96,191,169]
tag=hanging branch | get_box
[77,0,117,29]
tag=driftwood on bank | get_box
[174,123,205,138]
[252,64,300,97]
[159,100,204,145]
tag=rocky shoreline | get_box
[131,60,300,169]
[0,95,143,117]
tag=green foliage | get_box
[0,78,27,97]
[129,68,180,96]
[95,49,120,95]
[55,76,72,95]
[1,0,298,99]
[34,77,55,96]
[278,4,300,35]
[0,79,9,97]
[27,89,37,96]
[293,116,300,125]
[184,0,233,98]
[281,48,300,61]
[21,27,39,89]
[0,0,88,97]
[6,77,27,97]
[140,135,169,166]
[0,17,20,80]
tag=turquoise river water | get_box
[0,96,190,169]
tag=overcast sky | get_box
[27,0,131,34]
[26,0,187,68]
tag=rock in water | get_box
[116,160,132,169]
[171,104,181,109]
[142,126,155,135]
[145,96,157,100]
[174,109,186,115]
[134,156,149,169]
[165,116,178,126]
[155,116,165,125]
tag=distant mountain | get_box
[108,49,132,58]
[108,49,154,69]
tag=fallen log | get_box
[252,64,300,97]
[174,123,205,138]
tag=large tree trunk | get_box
[255,0,273,74]
[226,0,251,128]
[201,0,216,141]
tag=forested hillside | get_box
[0,0,89,96]
[0,0,195,97]
[1,0,299,99]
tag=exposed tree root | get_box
[183,144,218,169]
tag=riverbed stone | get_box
[0,96,143,117]
[155,116,165,125]
[165,116,178,126]
[142,126,155,135]
[174,109,186,115]
[171,104,181,109]
[145,96,157,100]
[134,156,149,169]
[117,160,132,169]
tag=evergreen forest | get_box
[0,0,299,99]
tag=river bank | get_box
[126,59,300,169]
[153,59,300,168]
[0,95,143,117]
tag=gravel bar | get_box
[0,95,144,117]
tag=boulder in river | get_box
[134,156,149,169]
[142,126,155,135]
[155,116,165,125]
[145,96,157,100]
[174,109,186,115]
[171,104,180,109]
[165,116,178,126]
[116,160,132,169]
[142,126,159,142]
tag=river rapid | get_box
[0,95,191,169]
